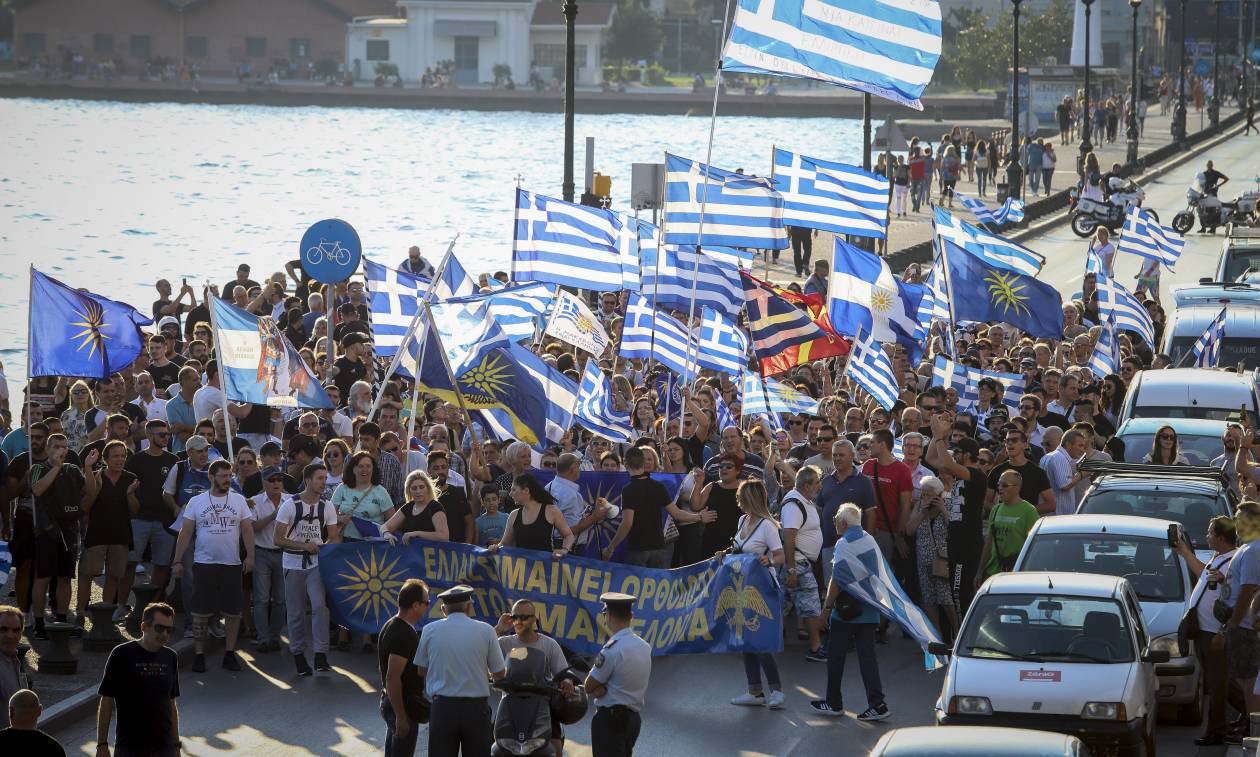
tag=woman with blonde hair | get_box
[724,479,787,710]
[61,380,95,452]
[382,470,449,544]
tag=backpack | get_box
[284,499,328,567]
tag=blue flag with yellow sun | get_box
[943,239,1064,339]
[29,268,153,379]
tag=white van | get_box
[933,572,1165,757]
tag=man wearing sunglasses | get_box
[495,599,577,756]
[96,602,181,757]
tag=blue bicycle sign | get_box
[299,219,361,284]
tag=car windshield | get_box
[1224,249,1260,281]
[1116,432,1221,465]
[1167,336,1260,371]
[1020,534,1184,602]
[1078,490,1225,549]
[959,593,1135,663]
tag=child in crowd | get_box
[475,487,509,547]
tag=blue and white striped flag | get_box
[845,332,898,410]
[0,540,11,585]
[892,435,904,462]
[363,258,424,357]
[772,148,889,239]
[934,207,1044,275]
[664,153,787,250]
[639,243,744,317]
[958,193,1025,226]
[544,289,610,356]
[721,0,943,110]
[931,356,1025,413]
[478,342,580,448]
[1095,271,1156,349]
[1192,307,1227,368]
[741,373,820,416]
[1117,206,1185,269]
[713,390,739,432]
[617,215,644,291]
[437,251,478,300]
[512,188,625,291]
[1088,314,1122,378]
[575,361,635,443]
[914,244,951,338]
[472,282,556,343]
[619,293,695,378]
[695,307,748,376]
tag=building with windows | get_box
[345,0,614,85]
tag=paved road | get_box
[52,134,1260,757]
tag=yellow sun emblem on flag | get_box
[70,299,110,359]
[869,287,894,313]
[575,314,594,334]
[458,352,514,405]
[984,271,1031,317]
[335,547,408,625]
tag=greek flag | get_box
[364,258,425,357]
[437,252,478,300]
[1088,314,1122,379]
[957,193,1025,226]
[713,390,740,432]
[512,188,625,291]
[619,293,695,377]
[639,243,744,317]
[931,356,1025,413]
[741,373,820,416]
[772,148,889,238]
[617,217,643,291]
[1117,206,1185,269]
[0,540,10,585]
[664,153,787,250]
[1094,271,1156,349]
[696,307,749,376]
[721,0,942,110]
[833,526,945,670]
[465,282,557,343]
[1192,307,1227,368]
[934,207,1044,275]
[829,238,926,362]
[845,332,898,410]
[575,361,635,443]
[914,244,951,335]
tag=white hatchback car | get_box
[933,572,1165,757]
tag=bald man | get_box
[0,689,64,755]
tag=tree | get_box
[943,0,1072,90]
[605,3,664,63]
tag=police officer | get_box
[585,592,651,757]
[412,585,505,757]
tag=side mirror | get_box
[927,641,953,656]
[1142,649,1170,664]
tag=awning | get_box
[433,20,497,37]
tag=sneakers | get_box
[222,651,241,671]
[112,604,131,623]
[295,654,313,677]
[253,640,272,654]
[313,653,332,672]
[805,647,828,663]
[192,654,207,673]
[809,700,845,717]
[856,704,890,722]
[766,691,785,710]
[730,692,766,707]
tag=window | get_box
[129,35,151,59]
[365,39,390,61]
[21,32,46,54]
[186,36,208,59]
[532,43,587,69]
[245,37,267,57]
[93,34,113,55]
[290,38,311,59]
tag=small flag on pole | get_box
[663,153,787,250]
[1117,206,1185,269]
[544,289,610,356]
[1192,307,1227,368]
[845,332,899,411]
[575,361,635,443]
[957,193,1026,226]
[695,307,749,376]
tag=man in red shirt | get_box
[860,429,915,637]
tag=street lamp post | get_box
[1126,0,1142,166]
[1008,0,1024,202]
[562,0,579,202]
[1173,0,1188,143]
[1080,0,1095,163]
[1211,0,1222,127]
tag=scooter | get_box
[492,649,588,757]
[1070,178,1156,237]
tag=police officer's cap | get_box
[438,584,475,603]
[599,592,636,610]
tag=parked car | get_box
[870,726,1090,756]
[1118,368,1258,424]
[1161,306,1260,370]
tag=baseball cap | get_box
[259,441,283,457]
[185,435,210,451]
[261,465,285,481]
[341,332,370,350]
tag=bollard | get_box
[127,584,163,637]
[1245,736,1260,756]
[996,181,1010,204]
[40,622,78,674]
[84,603,124,651]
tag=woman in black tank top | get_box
[494,474,576,559]
[382,471,449,545]
[694,454,745,557]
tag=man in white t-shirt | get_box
[275,462,341,677]
[191,361,225,426]
[781,466,826,662]
[171,459,255,674]
[130,371,168,423]
[248,466,290,654]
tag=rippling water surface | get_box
[0,97,864,401]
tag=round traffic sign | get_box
[1194,59,1211,77]
[299,219,362,284]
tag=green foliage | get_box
[644,63,668,85]
[606,2,664,63]
[314,58,340,78]
[374,62,399,78]
[937,0,1072,90]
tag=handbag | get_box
[927,513,950,580]
[834,590,863,621]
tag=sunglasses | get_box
[789,420,804,426]
[1158,433,1176,441]
[510,614,535,621]
[857,445,871,451]
[817,436,835,443]
[542,461,557,468]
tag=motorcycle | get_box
[1172,181,1256,234]
[1070,178,1156,237]
[492,649,588,757]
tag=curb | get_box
[38,637,197,735]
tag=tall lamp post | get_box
[1126,0,1142,166]
[562,0,579,202]
[1080,0,1095,164]
[1173,0,1189,142]
[1210,0,1222,127]
[1008,0,1024,202]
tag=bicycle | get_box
[304,238,352,267]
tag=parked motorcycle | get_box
[492,649,588,757]
[1070,178,1156,237]
[1172,180,1257,234]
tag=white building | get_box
[346,0,614,85]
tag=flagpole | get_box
[325,282,337,384]
[367,233,459,421]
[419,298,481,450]
[765,144,775,281]
[25,267,35,450]
[511,182,523,281]
[932,215,961,362]
[647,159,668,379]
[204,281,235,464]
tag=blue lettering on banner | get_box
[319,541,785,656]
[299,218,362,284]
